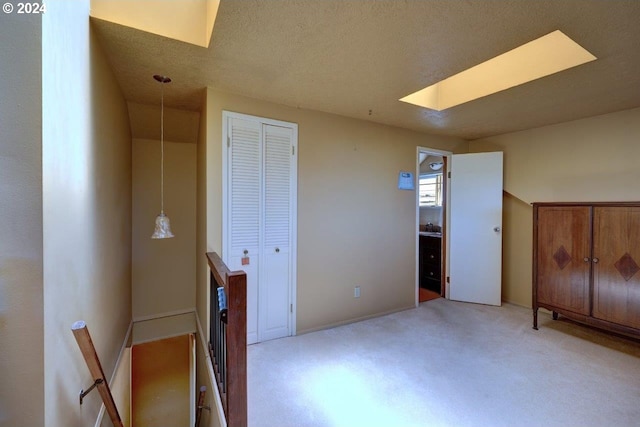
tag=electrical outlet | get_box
[354,286,361,298]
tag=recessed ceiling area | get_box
[90,0,220,47]
[399,30,597,111]
[91,0,640,140]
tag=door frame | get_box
[416,146,452,306]
[221,110,298,340]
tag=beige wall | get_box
[196,91,209,336]
[42,1,132,425]
[470,107,640,307]
[132,139,196,319]
[196,92,224,427]
[0,11,44,427]
[204,88,466,333]
[107,347,132,427]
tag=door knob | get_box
[243,250,248,255]
[593,257,599,264]
[583,257,590,262]
[493,227,501,232]
[275,248,280,253]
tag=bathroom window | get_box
[419,174,443,207]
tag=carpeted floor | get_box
[248,298,640,427]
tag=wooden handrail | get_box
[195,385,208,427]
[206,252,247,427]
[71,321,123,427]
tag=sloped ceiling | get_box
[92,0,640,140]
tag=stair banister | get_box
[71,320,123,427]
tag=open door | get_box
[449,152,503,306]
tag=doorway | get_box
[417,149,504,306]
[417,147,449,303]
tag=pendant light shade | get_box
[152,212,174,239]
[151,74,175,239]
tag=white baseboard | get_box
[297,305,416,335]
[132,307,197,323]
[94,320,133,427]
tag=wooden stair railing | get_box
[206,252,247,427]
[71,321,123,427]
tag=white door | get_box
[449,152,503,306]
[260,124,294,341]
[226,116,262,344]
[224,112,297,345]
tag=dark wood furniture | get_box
[420,234,442,293]
[207,252,248,427]
[532,202,640,339]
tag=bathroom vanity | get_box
[419,232,442,293]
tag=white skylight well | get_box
[400,30,597,111]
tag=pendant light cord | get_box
[160,81,165,215]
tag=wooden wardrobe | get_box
[532,202,640,338]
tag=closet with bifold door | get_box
[223,112,298,345]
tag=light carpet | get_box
[248,298,640,427]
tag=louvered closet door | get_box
[225,113,297,345]
[227,117,261,345]
[259,124,293,342]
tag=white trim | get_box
[290,124,298,337]
[131,330,197,347]
[190,333,196,427]
[195,310,228,427]
[94,321,133,427]
[297,304,415,335]
[132,307,196,323]
[131,311,197,346]
[222,112,229,265]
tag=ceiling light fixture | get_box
[151,74,175,239]
[429,162,443,171]
[400,30,597,111]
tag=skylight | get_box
[400,30,596,111]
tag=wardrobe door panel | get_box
[260,124,293,341]
[593,207,640,329]
[536,206,591,315]
[228,117,262,344]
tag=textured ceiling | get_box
[92,0,640,140]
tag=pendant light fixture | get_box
[151,74,175,239]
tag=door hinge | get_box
[447,276,450,283]
[448,171,451,179]
[227,136,230,147]
[290,304,293,313]
[292,146,295,155]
